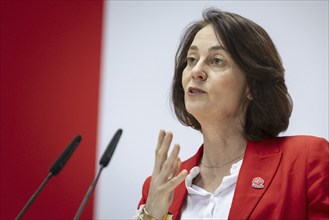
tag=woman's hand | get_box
[145,130,188,219]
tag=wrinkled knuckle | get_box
[162,161,174,171]
[157,150,167,160]
[162,162,169,170]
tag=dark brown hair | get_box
[171,8,293,141]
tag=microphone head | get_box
[99,129,122,167]
[49,135,82,175]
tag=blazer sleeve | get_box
[306,137,329,219]
[137,176,152,209]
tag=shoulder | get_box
[278,135,328,146]
[251,135,328,153]
[272,136,328,170]
[246,135,328,165]
[277,135,328,156]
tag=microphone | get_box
[49,135,82,175]
[73,129,123,220]
[16,135,82,220]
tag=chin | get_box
[186,105,205,118]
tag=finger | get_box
[165,169,188,191]
[153,131,173,175]
[167,144,180,166]
[153,130,166,175]
[157,131,173,162]
[167,157,181,181]
[154,129,166,154]
[172,157,181,177]
[160,144,180,179]
[152,130,166,175]
[160,131,173,156]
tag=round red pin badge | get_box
[252,177,264,189]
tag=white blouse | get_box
[180,160,243,220]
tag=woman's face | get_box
[182,24,248,123]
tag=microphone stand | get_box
[73,165,104,220]
[16,173,53,220]
[73,129,122,220]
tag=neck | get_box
[200,118,247,167]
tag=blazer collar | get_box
[228,138,282,219]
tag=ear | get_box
[247,93,252,100]
[246,88,253,100]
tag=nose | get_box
[191,61,207,81]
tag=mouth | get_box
[188,87,206,95]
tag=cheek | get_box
[211,75,234,95]
[212,74,246,102]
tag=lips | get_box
[188,87,206,95]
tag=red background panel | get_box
[0,1,103,219]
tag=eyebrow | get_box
[188,45,226,52]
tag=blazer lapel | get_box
[229,139,282,219]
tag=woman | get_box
[136,8,328,220]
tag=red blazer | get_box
[138,136,329,219]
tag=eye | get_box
[186,56,198,66]
[211,57,224,66]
